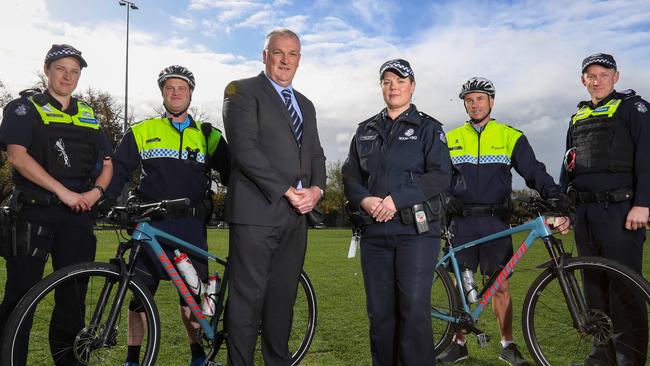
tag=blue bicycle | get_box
[1,199,317,366]
[430,198,650,365]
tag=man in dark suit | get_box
[222,28,326,366]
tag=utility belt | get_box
[568,187,634,204]
[460,204,513,219]
[11,187,61,209]
[347,197,440,234]
[166,200,212,220]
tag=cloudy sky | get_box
[1,0,649,187]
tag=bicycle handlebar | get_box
[514,196,572,217]
[106,198,192,225]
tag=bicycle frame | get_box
[127,221,228,340]
[436,215,554,323]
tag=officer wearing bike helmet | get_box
[104,65,231,366]
[0,44,113,365]
[438,77,569,365]
[560,53,650,366]
[342,59,452,366]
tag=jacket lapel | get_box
[256,72,302,149]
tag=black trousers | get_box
[0,204,96,366]
[574,200,648,366]
[360,221,440,366]
[226,214,307,366]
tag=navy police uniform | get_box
[447,120,562,275]
[343,104,452,366]
[560,89,650,365]
[0,90,113,365]
[105,115,230,309]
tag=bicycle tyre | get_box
[431,267,460,354]
[1,262,161,366]
[522,256,650,366]
[289,270,317,365]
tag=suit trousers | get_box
[574,200,648,365]
[360,221,439,366]
[226,214,307,366]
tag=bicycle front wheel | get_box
[431,267,460,354]
[522,256,650,366]
[1,262,161,366]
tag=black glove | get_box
[548,192,571,211]
[96,197,116,218]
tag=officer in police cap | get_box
[0,44,113,365]
[560,53,650,366]
[438,77,570,365]
[104,65,231,366]
[343,59,452,366]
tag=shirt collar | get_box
[264,72,294,96]
[44,90,78,115]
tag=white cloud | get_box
[2,0,650,187]
[169,16,195,28]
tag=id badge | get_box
[413,203,429,234]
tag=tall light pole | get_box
[119,0,138,133]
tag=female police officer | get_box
[0,44,113,365]
[342,59,452,366]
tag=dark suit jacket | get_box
[223,72,326,226]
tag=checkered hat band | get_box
[47,49,81,60]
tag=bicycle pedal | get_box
[476,333,490,348]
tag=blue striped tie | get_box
[282,89,302,146]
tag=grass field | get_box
[1,228,649,365]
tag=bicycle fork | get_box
[86,241,142,351]
[542,236,591,333]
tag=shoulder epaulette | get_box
[616,89,639,100]
[418,111,443,126]
[18,88,48,106]
[359,114,379,126]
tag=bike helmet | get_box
[157,65,195,90]
[458,77,495,99]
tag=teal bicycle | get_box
[430,197,650,365]
[1,199,317,365]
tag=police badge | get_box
[635,102,648,114]
[14,104,27,116]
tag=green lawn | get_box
[1,228,649,365]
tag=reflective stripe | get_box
[141,148,206,163]
[451,154,511,165]
[572,99,622,124]
[30,98,100,130]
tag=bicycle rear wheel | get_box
[209,270,317,365]
[522,256,650,366]
[431,267,460,354]
[1,262,160,366]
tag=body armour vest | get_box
[570,96,634,175]
[29,96,100,181]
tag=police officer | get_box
[342,59,452,366]
[105,65,230,366]
[560,53,650,366]
[0,44,113,365]
[437,77,569,366]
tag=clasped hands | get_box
[360,196,397,223]
[285,186,321,214]
[57,187,102,213]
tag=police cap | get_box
[44,44,88,68]
[581,53,616,74]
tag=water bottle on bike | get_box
[174,250,203,296]
[201,273,221,316]
[461,268,478,304]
